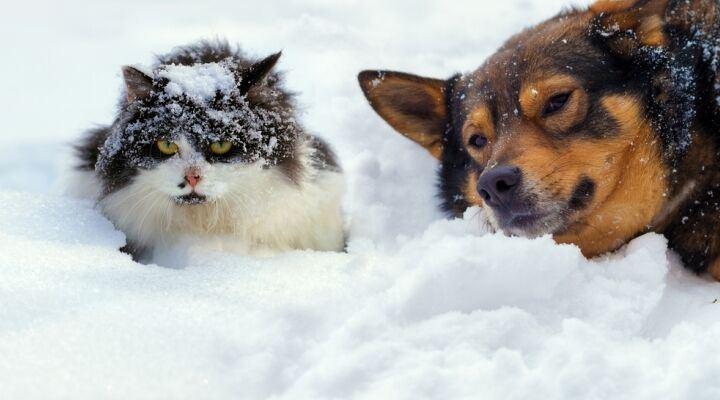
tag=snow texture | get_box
[2,0,720,398]
[2,193,720,399]
[158,62,237,102]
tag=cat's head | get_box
[96,48,302,206]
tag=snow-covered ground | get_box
[1,0,720,398]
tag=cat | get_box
[73,41,345,262]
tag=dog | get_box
[358,0,720,280]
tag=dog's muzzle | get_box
[477,165,547,232]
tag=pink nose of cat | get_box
[185,171,202,188]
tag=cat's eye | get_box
[542,93,571,117]
[156,140,178,155]
[210,141,233,155]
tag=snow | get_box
[2,192,720,399]
[158,62,237,102]
[2,0,720,398]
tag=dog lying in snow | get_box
[359,0,720,280]
[74,41,345,261]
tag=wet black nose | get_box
[477,166,522,208]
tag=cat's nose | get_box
[184,169,202,188]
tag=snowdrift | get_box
[2,191,720,399]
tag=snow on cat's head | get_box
[95,47,302,205]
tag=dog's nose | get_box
[477,166,522,208]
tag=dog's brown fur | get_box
[359,0,720,280]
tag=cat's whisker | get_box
[136,195,165,241]
[110,188,156,230]
[162,200,173,232]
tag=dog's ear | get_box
[122,66,154,103]
[358,70,447,159]
[590,0,669,57]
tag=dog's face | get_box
[359,0,674,256]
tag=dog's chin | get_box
[483,208,567,239]
[174,193,210,206]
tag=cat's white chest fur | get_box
[75,139,345,260]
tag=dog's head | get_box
[359,0,681,256]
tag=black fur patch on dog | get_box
[568,177,596,211]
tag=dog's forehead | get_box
[455,10,600,117]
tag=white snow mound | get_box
[1,191,720,399]
[158,62,236,102]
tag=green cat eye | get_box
[156,140,178,155]
[210,141,233,155]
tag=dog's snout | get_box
[477,166,522,208]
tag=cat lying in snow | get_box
[73,41,345,261]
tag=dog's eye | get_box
[468,134,488,149]
[543,93,571,117]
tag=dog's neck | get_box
[652,125,720,230]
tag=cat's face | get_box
[134,135,247,205]
[97,53,301,204]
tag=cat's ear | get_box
[239,52,282,93]
[122,66,154,103]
